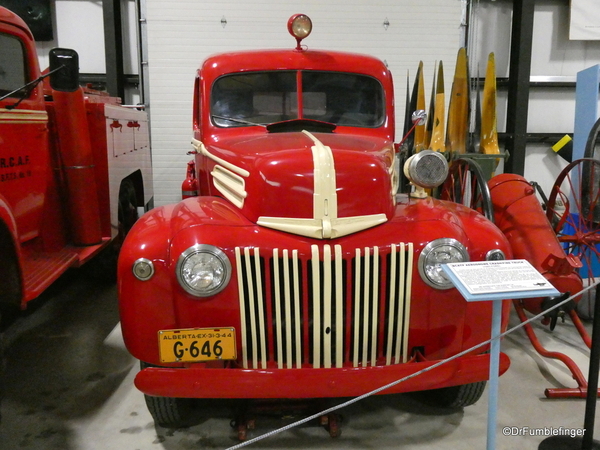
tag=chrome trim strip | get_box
[192,138,250,177]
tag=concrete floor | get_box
[0,270,598,450]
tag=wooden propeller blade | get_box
[429,61,446,152]
[413,61,426,152]
[402,70,413,148]
[424,62,437,149]
[446,48,469,154]
[468,69,482,153]
[481,52,500,155]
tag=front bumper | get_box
[135,352,510,399]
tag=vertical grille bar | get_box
[322,245,333,368]
[402,244,414,363]
[282,249,294,368]
[245,248,259,369]
[352,248,361,368]
[235,248,249,369]
[292,250,302,368]
[386,244,398,365]
[273,249,284,368]
[253,247,267,369]
[361,247,371,367]
[334,245,344,368]
[311,245,321,368]
[370,247,379,366]
[235,247,267,369]
[272,248,303,369]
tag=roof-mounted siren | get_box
[288,14,312,50]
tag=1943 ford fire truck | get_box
[116,14,566,430]
[0,6,153,318]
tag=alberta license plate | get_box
[158,327,236,363]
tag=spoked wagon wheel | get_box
[545,158,600,318]
[438,157,495,222]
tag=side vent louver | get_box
[212,164,247,208]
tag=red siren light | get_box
[288,14,312,50]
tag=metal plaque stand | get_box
[442,260,560,450]
[538,285,600,450]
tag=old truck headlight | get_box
[177,244,232,297]
[418,238,469,289]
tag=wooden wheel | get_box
[546,158,600,318]
[438,157,495,222]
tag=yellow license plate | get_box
[158,327,236,363]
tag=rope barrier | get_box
[225,280,600,450]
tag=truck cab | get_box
[0,6,153,315]
[118,14,513,428]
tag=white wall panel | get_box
[35,0,139,75]
[144,0,463,206]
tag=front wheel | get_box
[420,381,487,408]
[144,394,197,428]
[140,362,197,428]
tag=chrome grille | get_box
[235,243,413,369]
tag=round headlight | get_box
[404,149,449,189]
[418,238,469,289]
[177,244,232,297]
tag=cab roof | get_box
[0,7,33,40]
[199,48,392,84]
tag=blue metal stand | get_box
[487,299,503,450]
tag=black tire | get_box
[87,179,140,282]
[117,179,139,245]
[144,394,197,428]
[425,380,487,408]
[140,362,197,428]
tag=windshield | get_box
[211,70,384,128]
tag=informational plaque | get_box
[442,259,560,302]
[570,0,600,40]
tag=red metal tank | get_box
[488,173,582,313]
[52,87,102,246]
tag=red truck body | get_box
[118,16,515,421]
[0,7,153,311]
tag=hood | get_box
[199,130,396,239]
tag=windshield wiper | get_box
[212,114,266,127]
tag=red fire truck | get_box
[117,14,580,431]
[0,6,153,319]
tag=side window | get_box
[0,33,27,97]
